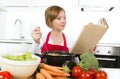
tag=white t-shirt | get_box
[30,32,75,54]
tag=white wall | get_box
[77,11,120,43]
[0,8,7,39]
[0,43,31,55]
[1,6,120,43]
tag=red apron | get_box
[41,32,69,62]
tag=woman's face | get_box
[51,11,66,31]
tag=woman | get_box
[30,5,74,54]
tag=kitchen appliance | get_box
[94,43,120,68]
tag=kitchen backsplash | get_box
[0,43,31,55]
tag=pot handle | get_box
[34,53,44,58]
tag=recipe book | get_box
[71,18,109,54]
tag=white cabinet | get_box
[0,0,79,7]
[0,8,7,39]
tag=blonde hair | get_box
[45,5,65,28]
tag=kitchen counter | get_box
[0,68,120,79]
[0,39,32,44]
[102,68,120,79]
[97,43,120,47]
[28,68,120,79]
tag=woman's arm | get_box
[30,27,42,53]
[30,32,47,54]
[31,27,42,44]
[29,42,42,54]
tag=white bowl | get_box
[0,54,41,79]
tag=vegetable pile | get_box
[72,65,107,79]
[71,52,108,79]
[2,52,37,61]
[35,63,70,79]
[34,52,108,79]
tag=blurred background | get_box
[0,0,120,53]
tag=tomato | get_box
[78,71,92,79]
[94,70,107,79]
[88,68,96,76]
[0,71,13,79]
[87,68,96,79]
[72,66,82,79]
[0,72,5,79]
[3,71,13,79]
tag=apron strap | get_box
[45,32,51,44]
[62,33,67,47]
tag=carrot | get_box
[52,66,64,70]
[53,77,57,79]
[47,70,70,77]
[40,68,53,79]
[40,63,64,73]
[35,72,46,79]
[53,77,68,79]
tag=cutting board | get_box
[71,18,109,54]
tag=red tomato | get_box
[78,71,92,79]
[88,68,96,75]
[72,66,82,79]
[3,71,13,79]
[94,70,107,79]
[0,72,5,79]
[0,71,13,79]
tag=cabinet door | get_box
[0,9,7,39]
[0,0,78,7]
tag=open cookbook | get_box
[71,18,109,54]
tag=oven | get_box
[94,43,120,68]
[95,54,120,68]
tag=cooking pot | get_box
[34,51,76,67]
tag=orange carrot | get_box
[40,63,64,73]
[40,68,53,79]
[53,77,68,79]
[53,77,57,79]
[52,66,64,70]
[47,70,70,77]
[35,72,46,79]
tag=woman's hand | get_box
[89,46,96,53]
[31,27,42,44]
